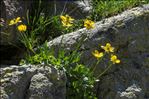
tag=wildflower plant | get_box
[92,43,121,79]
[20,40,98,99]
[1,17,24,40]
[19,14,99,99]
[18,11,121,99]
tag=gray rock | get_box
[27,73,54,99]
[47,4,149,99]
[0,65,66,99]
[116,84,143,99]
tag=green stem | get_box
[91,59,101,73]
[97,63,113,79]
[92,59,101,72]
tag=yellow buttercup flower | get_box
[92,50,104,59]
[84,19,95,29]
[9,17,22,25]
[60,15,74,27]
[17,24,27,32]
[101,43,114,53]
[110,54,120,64]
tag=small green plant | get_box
[20,40,98,99]
[20,41,121,99]
[7,16,36,53]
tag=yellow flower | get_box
[101,43,114,53]
[84,19,95,29]
[92,50,104,59]
[17,24,27,32]
[60,15,74,27]
[9,17,22,25]
[110,54,120,64]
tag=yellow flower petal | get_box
[62,21,73,27]
[66,15,74,21]
[111,55,117,61]
[116,59,120,63]
[106,43,111,47]
[109,47,114,52]
[60,15,67,21]
[110,54,120,64]
[15,17,22,23]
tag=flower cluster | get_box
[9,17,27,32]
[92,43,120,64]
[60,15,95,30]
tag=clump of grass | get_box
[91,0,149,21]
